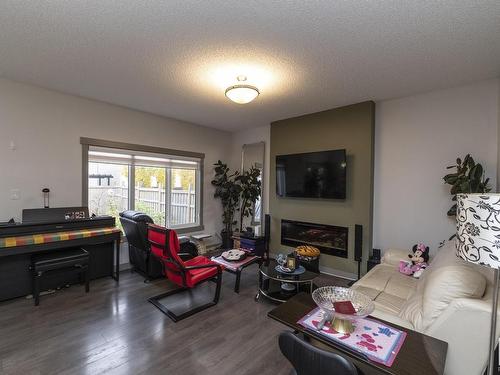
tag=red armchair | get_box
[147,224,223,321]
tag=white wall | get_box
[498,80,500,190]
[230,125,271,215]
[374,79,500,253]
[0,78,232,236]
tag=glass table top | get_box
[260,259,319,281]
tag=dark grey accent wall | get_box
[270,101,375,276]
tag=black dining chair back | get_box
[279,331,358,375]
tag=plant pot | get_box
[221,230,234,250]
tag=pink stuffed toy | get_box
[399,243,429,278]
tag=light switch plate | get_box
[10,189,20,200]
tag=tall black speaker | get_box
[264,214,271,242]
[264,214,271,259]
[354,224,363,262]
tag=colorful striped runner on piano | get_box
[0,227,121,248]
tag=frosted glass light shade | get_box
[225,84,260,104]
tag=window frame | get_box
[81,137,204,234]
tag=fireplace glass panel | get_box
[281,219,348,258]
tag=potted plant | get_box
[443,154,491,217]
[211,160,241,249]
[236,165,262,232]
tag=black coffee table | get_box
[255,259,319,303]
[268,293,448,375]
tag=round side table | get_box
[255,259,319,303]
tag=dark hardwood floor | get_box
[0,265,349,375]
[0,264,345,375]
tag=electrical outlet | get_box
[10,189,20,200]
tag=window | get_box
[253,171,262,224]
[82,139,203,234]
[88,162,129,231]
[134,166,166,225]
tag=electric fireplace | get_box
[281,219,348,258]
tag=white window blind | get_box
[89,146,201,169]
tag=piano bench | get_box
[31,248,90,306]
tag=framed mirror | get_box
[241,141,265,230]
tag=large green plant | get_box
[236,165,262,231]
[443,154,491,216]
[211,160,241,233]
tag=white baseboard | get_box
[319,265,357,281]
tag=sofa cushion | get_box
[422,267,486,330]
[381,248,413,266]
[373,292,407,315]
[384,271,418,300]
[398,241,486,331]
[355,263,417,298]
[381,248,434,267]
[353,262,418,315]
[399,293,424,330]
[354,264,397,292]
[352,285,382,301]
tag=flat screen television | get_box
[276,149,346,199]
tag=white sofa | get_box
[352,240,497,375]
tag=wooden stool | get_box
[31,248,90,306]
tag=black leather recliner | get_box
[120,211,162,280]
[119,211,199,281]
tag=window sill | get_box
[175,224,205,235]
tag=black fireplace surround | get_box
[281,219,348,258]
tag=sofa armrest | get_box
[425,297,493,375]
[381,249,409,266]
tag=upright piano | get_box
[0,207,121,302]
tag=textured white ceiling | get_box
[0,1,499,131]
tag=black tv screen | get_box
[276,150,346,199]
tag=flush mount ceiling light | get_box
[225,75,260,104]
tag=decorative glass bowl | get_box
[312,286,375,333]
